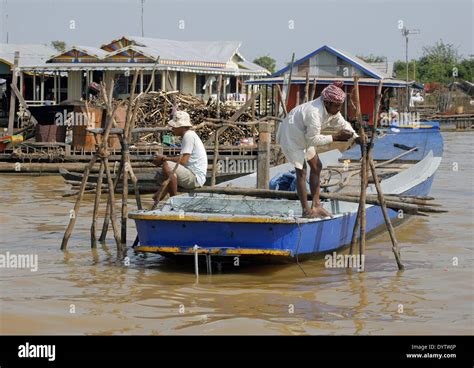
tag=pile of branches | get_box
[92,90,258,146]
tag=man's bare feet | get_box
[303,206,332,218]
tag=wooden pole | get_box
[54,73,57,103]
[120,71,139,244]
[61,156,98,250]
[10,84,38,125]
[91,160,105,248]
[210,130,219,187]
[58,72,61,103]
[40,76,44,103]
[216,75,222,119]
[99,160,123,242]
[304,70,310,103]
[33,73,36,100]
[99,57,159,243]
[284,52,295,111]
[257,121,270,189]
[367,80,404,270]
[8,51,19,135]
[311,78,317,100]
[276,84,288,117]
[348,76,368,261]
[368,159,404,270]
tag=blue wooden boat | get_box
[129,124,443,263]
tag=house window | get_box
[196,75,207,95]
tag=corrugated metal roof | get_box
[237,60,268,73]
[0,44,56,68]
[39,36,268,75]
[125,36,242,64]
[19,62,268,76]
[369,61,395,78]
[245,76,407,87]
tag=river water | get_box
[0,132,473,335]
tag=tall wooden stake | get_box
[367,80,404,270]
[120,71,140,244]
[348,76,368,263]
[257,121,271,189]
[8,51,19,135]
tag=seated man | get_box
[152,111,208,201]
[276,81,358,218]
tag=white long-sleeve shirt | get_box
[276,97,357,169]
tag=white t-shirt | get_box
[180,130,208,186]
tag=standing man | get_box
[276,81,358,218]
[152,111,208,201]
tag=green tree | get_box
[394,60,417,80]
[51,40,66,52]
[417,40,460,84]
[393,40,472,84]
[253,55,276,74]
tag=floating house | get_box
[5,36,269,105]
[246,45,408,124]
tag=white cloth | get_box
[276,97,357,169]
[180,130,208,186]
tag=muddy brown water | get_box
[0,132,473,335]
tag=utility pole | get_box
[401,26,420,112]
[141,0,145,37]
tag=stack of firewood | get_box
[92,90,258,146]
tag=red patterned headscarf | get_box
[321,81,346,104]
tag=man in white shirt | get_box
[152,111,208,201]
[276,81,358,218]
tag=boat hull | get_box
[132,173,435,261]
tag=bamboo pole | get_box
[256,121,270,189]
[210,76,222,186]
[276,84,288,117]
[348,76,368,260]
[284,52,295,111]
[61,155,98,250]
[311,78,317,100]
[367,80,404,270]
[8,51,20,135]
[216,75,222,119]
[91,160,105,248]
[120,71,140,244]
[210,130,219,187]
[304,70,310,103]
[184,187,444,214]
[99,159,123,242]
[369,159,404,269]
[103,156,122,252]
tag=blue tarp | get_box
[269,170,311,192]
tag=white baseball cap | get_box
[168,111,192,128]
